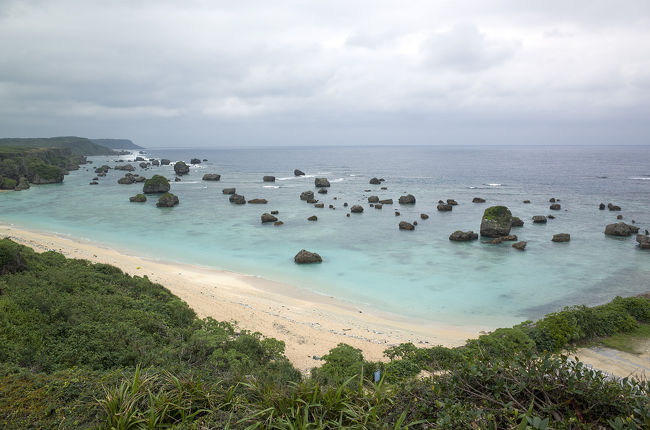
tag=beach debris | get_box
[294,249,322,264]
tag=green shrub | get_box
[0,177,16,189]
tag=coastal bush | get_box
[0,177,16,189]
[26,158,64,181]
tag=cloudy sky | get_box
[1,0,649,147]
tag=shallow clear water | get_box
[2,145,649,328]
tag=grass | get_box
[599,323,650,354]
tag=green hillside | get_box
[0,136,116,156]
[90,138,143,150]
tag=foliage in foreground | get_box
[1,238,649,429]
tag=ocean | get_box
[2,145,649,329]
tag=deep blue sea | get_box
[2,145,649,329]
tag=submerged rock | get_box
[437,204,452,212]
[608,203,621,211]
[379,199,393,205]
[190,158,201,164]
[552,233,571,242]
[274,221,283,226]
[369,177,381,185]
[511,217,524,227]
[549,203,561,210]
[294,249,322,264]
[398,194,416,204]
[420,213,429,219]
[480,206,512,237]
[605,222,639,237]
[368,196,379,203]
[202,174,221,181]
[156,192,179,207]
[318,188,328,194]
[399,221,415,230]
[160,159,171,165]
[143,175,170,193]
[307,215,318,221]
[449,231,478,241]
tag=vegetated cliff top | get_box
[0,136,118,156]
[90,138,143,150]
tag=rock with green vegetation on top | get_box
[173,161,190,175]
[129,194,147,203]
[143,175,170,193]
[156,192,179,207]
[511,217,524,227]
[480,206,512,237]
[0,177,17,190]
[14,177,30,190]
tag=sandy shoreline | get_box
[0,222,479,373]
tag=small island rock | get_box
[449,231,478,241]
[143,175,170,194]
[229,194,246,204]
[480,206,513,237]
[399,221,415,230]
[315,178,330,187]
[174,161,190,175]
[156,192,179,207]
[398,194,416,204]
[294,249,322,264]
[552,233,571,242]
[605,222,639,237]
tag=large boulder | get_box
[135,156,145,162]
[605,222,639,237]
[636,234,650,249]
[143,175,170,193]
[449,231,478,241]
[263,176,275,182]
[399,221,415,230]
[160,159,171,166]
[229,194,246,204]
[202,174,221,181]
[552,233,571,242]
[156,192,179,207]
[350,205,364,213]
[129,194,147,202]
[315,178,330,187]
[261,213,278,223]
[294,250,322,264]
[480,206,513,237]
[174,161,190,175]
[222,188,236,194]
[398,194,416,204]
[151,159,160,166]
[294,169,305,176]
[300,191,314,201]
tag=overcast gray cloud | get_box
[0,0,649,146]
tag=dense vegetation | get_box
[0,136,117,156]
[0,238,648,429]
[90,138,143,150]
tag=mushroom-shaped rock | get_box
[449,231,478,241]
[294,249,322,264]
[437,204,452,212]
[315,177,330,187]
[229,194,246,204]
[263,176,275,182]
[156,192,179,207]
[261,213,278,223]
[160,159,171,165]
[300,191,314,201]
[294,169,305,176]
[350,205,364,213]
[480,206,513,237]
[512,241,527,251]
[511,217,524,227]
[202,174,221,181]
[129,194,147,202]
[143,175,170,194]
[307,215,318,221]
[248,198,268,204]
[549,203,561,210]
[398,194,416,204]
[399,221,415,230]
[636,234,650,249]
[368,196,379,203]
[222,188,236,194]
[190,158,201,164]
[369,177,381,185]
[552,233,571,242]
[532,215,547,224]
[174,161,190,175]
[605,222,639,237]
[472,197,486,203]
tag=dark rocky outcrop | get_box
[501,235,518,241]
[548,215,556,219]
[394,211,400,216]
[604,222,639,237]
[300,191,314,201]
[512,241,527,250]
[156,192,179,207]
[318,188,328,194]
[608,203,621,211]
[511,217,524,227]
[173,161,190,175]
[447,199,458,206]
[307,215,318,221]
[306,198,318,204]
[369,177,381,185]
[190,158,201,164]
[437,204,452,212]
[314,203,324,208]
[139,162,149,169]
[480,206,512,237]
[229,194,246,204]
[552,233,571,242]
[294,169,305,176]
[294,249,322,264]
[368,196,379,203]
[399,221,415,230]
[398,194,416,204]
[160,159,171,165]
[263,176,275,182]
[374,204,382,209]
[118,174,136,184]
[549,203,561,210]
[114,164,135,171]
[248,198,268,204]
[274,221,283,226]
[261,213,278,223]
[270,210,279,215]
[89,181,98,185]
[532,215,547,224]
[15,177,30,190]
[315,178,330,187]
[549,198,556,203]
[222,188,236,194]
[350,205,363,213]
[617,215,623,220]
[449,231,478,241]
[375,199,391,205]
[129,194,147,202]
[636,234,650,249]
[523,200,531,204]
[202,174,221,181]
[599,203,606,210]
[135,156,145,162]
[152,159,160,166]
[143,175,170,193]
[472,197,486,203]
[420,213,429,219]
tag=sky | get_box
[1,0,649,147]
